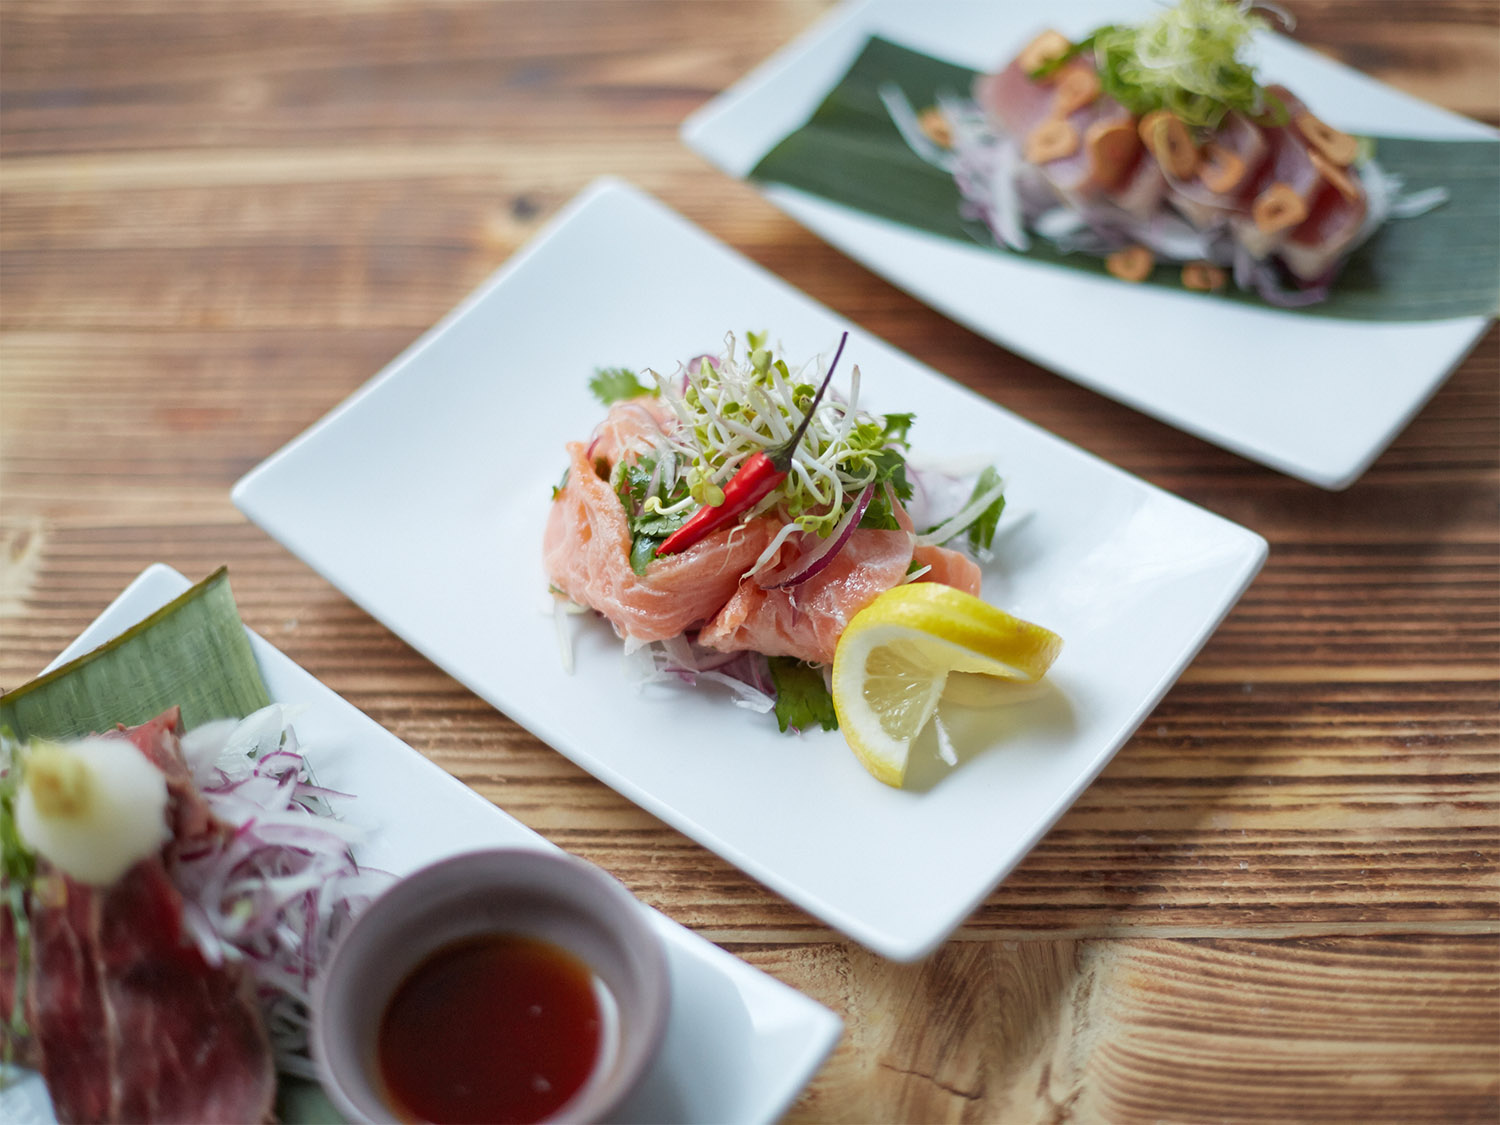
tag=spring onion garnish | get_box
[1083,0,1283,129]
[13,736,170,886]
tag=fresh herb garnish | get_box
[1039,0,1276,131]
[648,333,919,542]
[612,456,691,575]
[858,414,916,530]
[916,464,1006,554]
[589,367,656,406]
[963,465,1006,554]
[767,657,839,733]
[859,451,913,531]
[881,412,915,444]
[656,333,851,558]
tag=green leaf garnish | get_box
[613,456,691,575]
[881,412,915,443]
[859,450,914,531]
[628,535,659,576]
[767,657,838,733]
[964,465,1006,554]
[1089,0,1275,130]
[589,367,655,406]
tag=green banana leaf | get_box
[0,567,269,740]
[750,35,1500,322]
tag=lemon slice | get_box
[831,583,1063,787]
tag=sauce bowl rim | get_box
[310,845,671,1124]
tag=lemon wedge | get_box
[831,584,1063,787]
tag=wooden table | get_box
[3,2,1496,1120]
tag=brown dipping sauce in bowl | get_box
[312,848,670,1125]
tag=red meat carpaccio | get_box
[1,708,276,1124]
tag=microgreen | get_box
[644,332,917,539]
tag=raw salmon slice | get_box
[912,544,983,597]
[544,433,776,646]
[549,396,993,663]
[698,528,915,665]
[584,395,677,467]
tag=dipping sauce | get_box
[376,934,603,1124]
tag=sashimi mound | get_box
[700,527,915,665]
[545,332,1012,736]
[894,0,1441,307]
[545,432,777,645]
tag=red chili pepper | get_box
[655,332,848,557]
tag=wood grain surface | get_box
[2,2,1497,1121]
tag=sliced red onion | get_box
[904,458,995,533]
[167,706,393,1077]
[657,632,698,676]
[755,482,875,590]
[632,634,778,713]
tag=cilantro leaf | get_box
[767,657,839,733]
[860,488,901,531]
[612,455,691,575]
[882,412,915,444]
[858,449,914,531]
[589,367,655,406]
[628,536,659,576]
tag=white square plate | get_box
[682,0,1497,489]
[1,564,839,1125]
[233,177,1266,960]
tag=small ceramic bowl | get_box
[311,847,671,1124]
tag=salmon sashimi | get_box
[548,333,1014,739]
[584,395,678,468]
[544,436,777,645]
[912,544,983,597]
[698,528,915,665]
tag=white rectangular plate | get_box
[682,0,1497,489]
[233,177,1267,960]
[1,564,839,1125]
